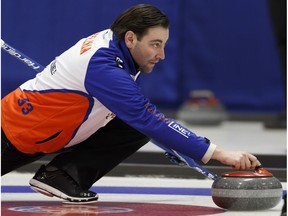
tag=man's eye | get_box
[153,43,160,48]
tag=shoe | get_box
[29,165,98,203]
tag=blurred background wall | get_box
[1,0,286,114]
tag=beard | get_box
[139,63,155,74]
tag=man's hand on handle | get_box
[211,147,261,170]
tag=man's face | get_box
[125,26,169,74]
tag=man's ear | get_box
[125,31,137,49]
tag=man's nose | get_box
[157,48,165,60]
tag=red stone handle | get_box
[221,165,273,177]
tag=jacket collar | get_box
[112,34,139,76]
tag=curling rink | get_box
[1,174,286,216]
[1,121,287,215]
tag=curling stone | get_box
[177,90,227,125]
[211,166,283,210]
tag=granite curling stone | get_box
[211,166,283,210]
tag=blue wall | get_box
[2,0,285,112]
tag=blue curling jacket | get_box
[2,29,216,162]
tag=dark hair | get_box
[110,4,170,42]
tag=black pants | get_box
[1,117,150,190]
